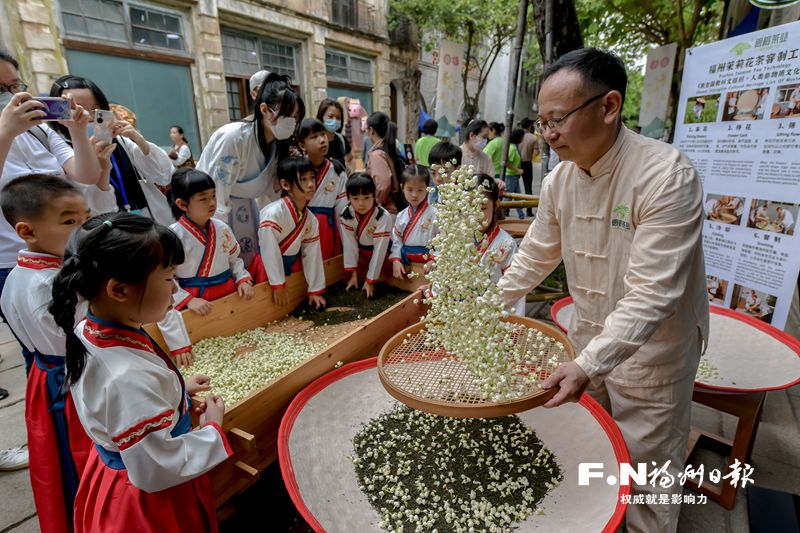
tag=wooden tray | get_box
[144,255,427,507]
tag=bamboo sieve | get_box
[377,316,575,418]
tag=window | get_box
[331,0,357,28]
[60,0,127,43]
[226,78,246,121]
[221,31,299,81]
[59,0,186,52]
[221,32,260,77]
[326,50,373,86]
[130,6,184,50]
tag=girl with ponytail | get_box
[365,111,402,214]
[50,212,233,532]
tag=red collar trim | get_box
[479,225,501,256]
[283,195,304,225]
[179,216,208,245]
[356,206,376,240]
[83,318,155,354]
[17,252,62,270]
[403,201,428,242]
[314,159,332,188]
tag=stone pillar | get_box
[5,0,67,93]
[192,0,228,145]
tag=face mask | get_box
[474,136,488,150]
[0,91,12,112]
[324,118,341,133]
[270,115,296,140]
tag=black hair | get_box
[169,168,215,220]
[510,128,525,145]
[366,112,398,160]
[1,174,81,226]
[315,98,345,133]
[489,122,505,135]
[49,75,111,139]
[342,173,385,220]
[422,118,438,136]
[171,125,189,145]
[401,164,430,187]
[476,173,500,202]
[520,117,533,130]
[277,156,313,194]
[0,49,19,70]
[464,119,488,141]
[250,73,306,159]
[428,141,462,167]
[295,118,327,144]
[49,213,185,385]
[543,47,627,103]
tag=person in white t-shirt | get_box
[704,197,720,219]
[0,50,111,296]
[776,206,795,234]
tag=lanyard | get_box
[109,154,131,211]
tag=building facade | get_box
[0,0,419,156]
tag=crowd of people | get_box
[0,49,531,532]
[0,43,713,533]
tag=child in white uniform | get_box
[169,169,254,316]
[296,118,348,259]
[50,213,231,532]
[476,174,525,315]
[390,165,439,278]
[258,156,326,308]
[340,173,393,299]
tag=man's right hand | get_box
[0,93,46,140]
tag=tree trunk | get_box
[401,66,422,144]
[532,0,584,64]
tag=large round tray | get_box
[550,297,800,393]
[377,316,575,417]
[278,358,630,533]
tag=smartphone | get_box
[32,97,72,120]
[404,143,416,165]
[93,109,115,143]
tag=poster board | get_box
[673,20,800,330]
[639,43,677,139]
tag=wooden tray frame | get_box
[144,255,427,506]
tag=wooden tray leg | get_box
[684,388,765,510]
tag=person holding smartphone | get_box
[49,75,175,226]
[0,48,113,472]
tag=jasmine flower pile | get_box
[696,357,721,382]
[351,406,562,532]
[420,163,548,401]
[185,328,323,405]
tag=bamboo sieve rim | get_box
[377,316,576,418]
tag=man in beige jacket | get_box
[498,48,709,533]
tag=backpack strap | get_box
[27,126,50,150]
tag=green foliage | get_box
[390,0,533,119]
[621,68,643,129]
[575,0,724,65]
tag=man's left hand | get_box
[539,361,590,408]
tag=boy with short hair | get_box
[0,173,94,532]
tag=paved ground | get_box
[1,312,798,532]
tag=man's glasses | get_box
[534,92,608,134]
[0,82,28,95]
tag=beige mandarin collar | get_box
[577,125,629,181]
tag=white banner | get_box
[434,39,465,138]
[639,43,677,139]
[673,20,800,331]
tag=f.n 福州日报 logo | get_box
[611,203,631,231]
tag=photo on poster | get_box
[706,275,729,306]
[746,199,797,235]
[721,88,769,122]
[730,284,777,324]
[770,83,800,119]
[704,193,746,225]
[684,94,720,123]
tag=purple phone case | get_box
[36,98,72,120]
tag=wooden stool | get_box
[684,388,765,510]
